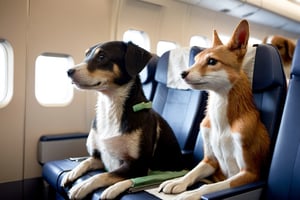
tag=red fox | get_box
[159,20,270,200]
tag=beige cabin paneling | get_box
[0,0,27,183]
[24,0,113,179]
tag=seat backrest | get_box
[140,54,159,100]
[264,39,300,200]
[152,48,207,156]
[252,44,287,151]
[192,44,287,166]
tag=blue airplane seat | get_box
[150,47,207,157]
[262,39,300,200]
[140,54,159,101]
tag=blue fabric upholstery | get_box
[140,54,159,100]
[151,49,207,154]
[263,39,300,200]
[252,44,287,143]
[291,40,300,77]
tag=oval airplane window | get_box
[35,53,74,107]
[123,29,150,51]
[156,40,178,56]
[190,35,210,48]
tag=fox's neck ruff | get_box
[207,71,255,130]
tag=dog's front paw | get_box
[100,180,132,199]
[61,170,78,187]
[159,178,188,194]
[67,179,94,200]
[173,190,202,200]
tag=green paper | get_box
[128,170,188,193]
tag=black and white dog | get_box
[62,41,183,199]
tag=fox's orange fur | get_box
[159,20,270,200]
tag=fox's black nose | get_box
[181,71,189,79]
[67,69,75,77]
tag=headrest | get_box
[291,39,300,77]
[189,46,205,65]
[155,51,169,84]
[140,54,159,84]
[155,47,204,90]
[155,44,285,92]
[190,45,285,91]
[167,47,191,89]
[252,44,286,91]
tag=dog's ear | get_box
[125,42,152,77]
[285,39,295,59]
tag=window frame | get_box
[0,39,14,108]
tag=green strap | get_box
[132,101,152,112]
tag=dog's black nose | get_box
[181,71,189,79]
[67,69,75,77]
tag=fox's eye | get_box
[207,58,218,65]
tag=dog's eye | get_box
[97,54,105,61]
[207,58,218,66]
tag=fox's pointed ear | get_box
[227,20,249,51]
[212,30,223,47]
[125,42,152,77]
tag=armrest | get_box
[38,132,88,164]
[201,181,266,200]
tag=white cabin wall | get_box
[156,1,189,46]
[0,0,27,183]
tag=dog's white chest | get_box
[87,93,126,171]
[96,94,124,139]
